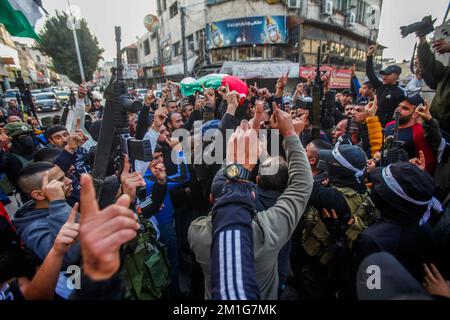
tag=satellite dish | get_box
[144,14,160,33]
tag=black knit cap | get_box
[369,162,435,217]
[45,124,67,139]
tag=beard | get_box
[398,114,412,125]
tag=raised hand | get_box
[204,87,216,105]
[151,108,168,131]
[226,84,239,114]
[248,82,258,99]
[120,154,146,202]
[165,137,182,152]
[226,121,260,172]
[270,103,296,137]
[144,90,156,105]
[432,39,450,54]
[415,100,432,121]
[53,203,79,255]
[409,150,426,171]
[249,100,264,131]
[150,162,167,185]
[42,171,66,202]
[367,44,378,57]
[293,116,306,136]
[258,88,271,99]
[423,263,450,298]
[79,174,139,280]
[365,95,378,117]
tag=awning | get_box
[220,60,299,79]
[164,56,198,76]
[0,66,8,76]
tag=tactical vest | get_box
[301,187,379,266]
[120,216,171,300]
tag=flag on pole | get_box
[0,0,45,40]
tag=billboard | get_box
[123,64,138,80]
[206,16,287,49]
[299,66,352,89]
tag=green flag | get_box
[0,0,44,40]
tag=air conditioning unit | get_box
[322,0,333,16]
[348,12,356,27]
[188,40,195,52]
[287,0,301,9]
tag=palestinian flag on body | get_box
[0,0,46,40]
[179,74,248,97]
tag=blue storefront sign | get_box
[206,16,288,49]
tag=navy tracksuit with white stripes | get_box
[210,181,260,300]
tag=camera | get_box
[400,16,437,38]
[120,134,153,162]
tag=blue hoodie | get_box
[143,151,190,225]
[12,200,81,268]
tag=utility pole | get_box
[180,4,188,77]
[67,0,85,83]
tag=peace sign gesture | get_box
[79,174,139,280]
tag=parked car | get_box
[34,92,60,112]
[30,89,42,95]
[4,89,20,104]
[54,91,71,106]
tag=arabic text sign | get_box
[206,16,287,49]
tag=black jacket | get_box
[366,56,406,127]
[352,217,437,283]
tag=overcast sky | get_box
[18,0,450,62]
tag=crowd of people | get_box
[0,33,449,301]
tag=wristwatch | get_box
[224,164,251,182]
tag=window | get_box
[36,55,41,62]
[237,46,264,60]
[143,39,151,56]
[172,41,180,57]
[334,0,348,13]
[169,2,178,18]
[211,48,232,63]
[356,0,367,24]
[272,46,285,58]
[311,40,321,54]
[302,40,311,53]
[186,34,194,52]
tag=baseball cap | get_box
[45,124,67,139]
[4,122,34,138]
[404,93,425,107]
[380,65,402,75]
